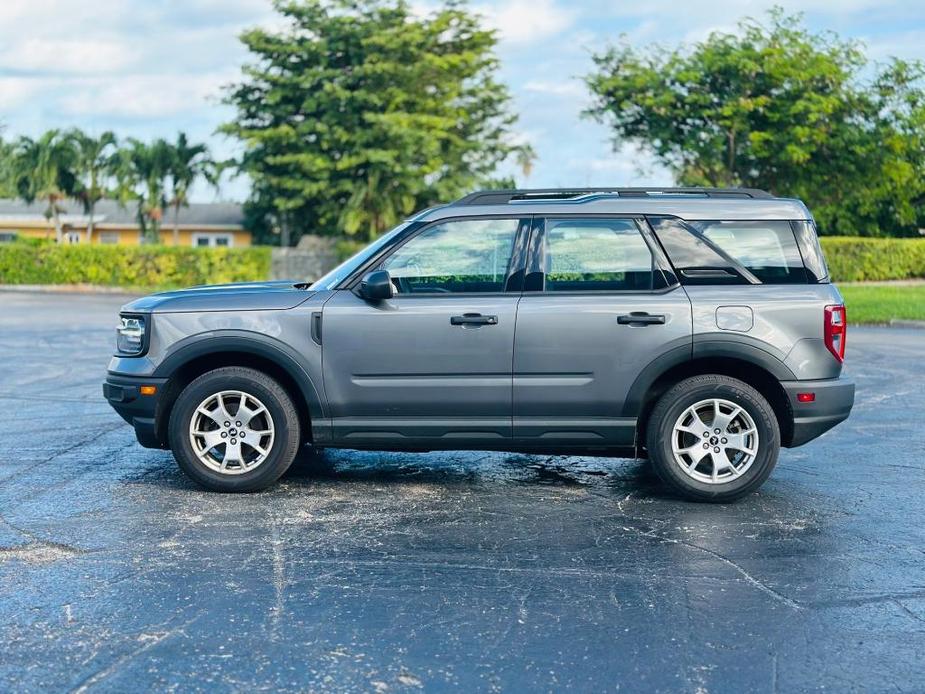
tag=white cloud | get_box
[0,77,40,109]
[477,0,577,44]
[523,80,586,98]
[57,72,234,118]
[1,38,137,75]
[864,30,925,61]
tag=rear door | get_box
[512,216,692,447]
[321,216,530,446]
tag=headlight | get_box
[116,316,146,355]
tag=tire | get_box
[168,367,301,492]
[645,375,780,502]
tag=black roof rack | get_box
[453,187,773,206]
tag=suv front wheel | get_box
[168,367,301,492]
[646,375,780,502]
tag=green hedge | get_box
[1,236,922,289]
[820,237,925,282]
[0,242,271,290]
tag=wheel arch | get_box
[152,333,324,447]
[626,342,795,450]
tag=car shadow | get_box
[283,445,669,498]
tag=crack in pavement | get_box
[620,524,803,610]
[68,613,202,694]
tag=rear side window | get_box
[649,217,809,285]
[542,219,657,291]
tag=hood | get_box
[121,280,315,314]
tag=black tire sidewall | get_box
[647,376,780,502]
[168,368,300,492]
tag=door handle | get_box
[450,313,499,326]
[617,312,666,326]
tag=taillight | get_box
[824,305,847,363]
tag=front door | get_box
[322,216,529,447]
[513,216,693,447]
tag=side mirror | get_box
[358,270,394,301]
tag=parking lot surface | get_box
[1,291,924,692]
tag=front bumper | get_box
[781,376,855,447]
[103,374,169,449]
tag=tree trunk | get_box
[51,205,63,244]
[280,214,291,247]
[726,130,737,185]
[87,203,95,244]
[172,204,180,246]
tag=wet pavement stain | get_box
[0,292,924,692]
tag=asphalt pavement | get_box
[1,291,924,692]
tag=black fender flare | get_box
[152,330,326,422]
[621,337,795,418]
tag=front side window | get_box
[541,218,656,291]
[310,222,411,291]
[381,218,519,294]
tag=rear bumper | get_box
[103,374,169,449]
[781,376,855,447]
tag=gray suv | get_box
[104,188,854,501]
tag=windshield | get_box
[308,222,412,290]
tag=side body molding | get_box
[152,330,327,427]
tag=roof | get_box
[0,199,244,227]
[416,188,811,223]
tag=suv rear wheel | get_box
[646,375,780,502]
[168,367,301,492]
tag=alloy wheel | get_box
[671,398,759,484]
[188,390,275,475]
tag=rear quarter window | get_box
[649,217,810,285]
[691,221,808,284]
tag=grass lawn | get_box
[839,284,925,324]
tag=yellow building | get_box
[0,199,252,247]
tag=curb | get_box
[888,319,925,329]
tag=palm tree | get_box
[71,129,117,244]
[7,131,78,243]
[114,138,173,244]
[167,133,218,246]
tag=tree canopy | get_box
[0,129,217,244]
[585,9,925,236]
[223,0,532,244]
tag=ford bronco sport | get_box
[104,188,854,501]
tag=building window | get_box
[99,232,119,245]
[192,233,234,248]
[0,232,18,243]
[65,231,81,244]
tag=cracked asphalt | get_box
[1,291,924,692]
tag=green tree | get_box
[71,129,118,244]
[114,138,173,244]
[222,0,532,244]
[167,133,220,246]
[6,130,79,243]
[585,8,925,236]
[0,129,15,198]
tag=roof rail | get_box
[453,187,774,206]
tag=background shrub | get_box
[0,241,271,290]
[820,237,925,282]
[1,236,923,289]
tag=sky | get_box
[1,0,924,202]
